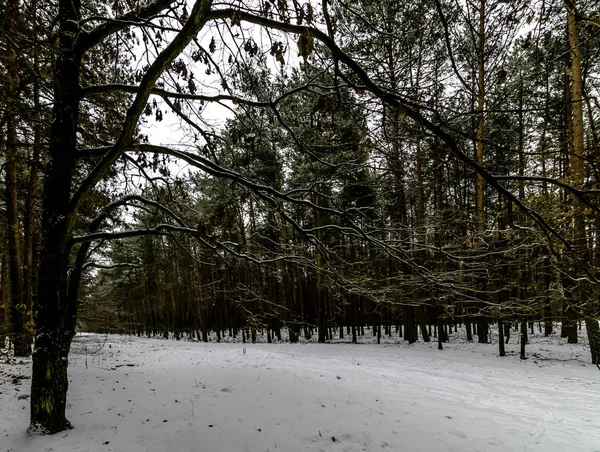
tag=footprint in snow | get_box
[448,429,467,439]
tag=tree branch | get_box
[70,0,214,214]
[80,0,174,50]
[495,175,600,210]
[206,8,573,254]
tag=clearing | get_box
[1,328,600,451]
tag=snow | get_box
[2,327,600,452]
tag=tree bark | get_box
[30,0,83,433]
[22,0,43,355]
[566,0,599,359]
[498,319,506,357]
[520,320,528,360]
[475,0,486,235]
[474,0,489,346]
[31,0,215,432]
[4,0,31,357]
[6,114,30,356]
[586,317,600,365]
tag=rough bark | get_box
[22,1,43,354]
[4,0,31,357]
[29,0,82,432]
[6,114,30,356]
[566,0,599,360]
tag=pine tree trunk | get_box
[520,320,528,360]
[30,0,82,433]
[437,313,443,350]
[22,13,43,354]
[477,318,488,344]
[565,0,586,348]
[404,306,417,344]
[30,333,73,433]
[498,319,506,357]
[465,318,473,341]
[585,318,600,365]
[418,306,430,342]
[544,320,553,337]
[4,0,30,357]
[6,114,30,357]
[1,240,9,345]
[475,0,486,235]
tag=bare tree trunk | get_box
[22,0,43,353]
[520,320,528,360]
[30,0,83,428]
[0,236,9,345]
[498,319,506,357]
[565,0,599,361]
[475,0,486,235]
[6,114,31,356]
[586,315,600,365]
[4,0,31,358]
[474,0,489,345]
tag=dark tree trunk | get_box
[351,296,357,343]
[465,319,473,342]
[585,318,600,365]
[418,306,430,342]
[437,313,443,350]
[419,322,430,342]
[560,318,568,338]
[565,310,578,344]
[498,319,506,357]
[30,0,82,433]
[0,249,9,343]
[6,114,31,357]
[520,320,528,360]
[404,306,417,344]
[5,0,30,358]
[544,320,553,337]
[477,317,488,343]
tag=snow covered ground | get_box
[2,327,600,452]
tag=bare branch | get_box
[80,0,174,50]
[70,0,214,213]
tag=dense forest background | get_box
[1,0,600,432]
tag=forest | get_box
[1,0,600,435]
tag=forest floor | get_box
[1,326,600,452]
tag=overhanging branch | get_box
[70,0,214,214]
[80,0,174,50]
[205,7,576,256]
